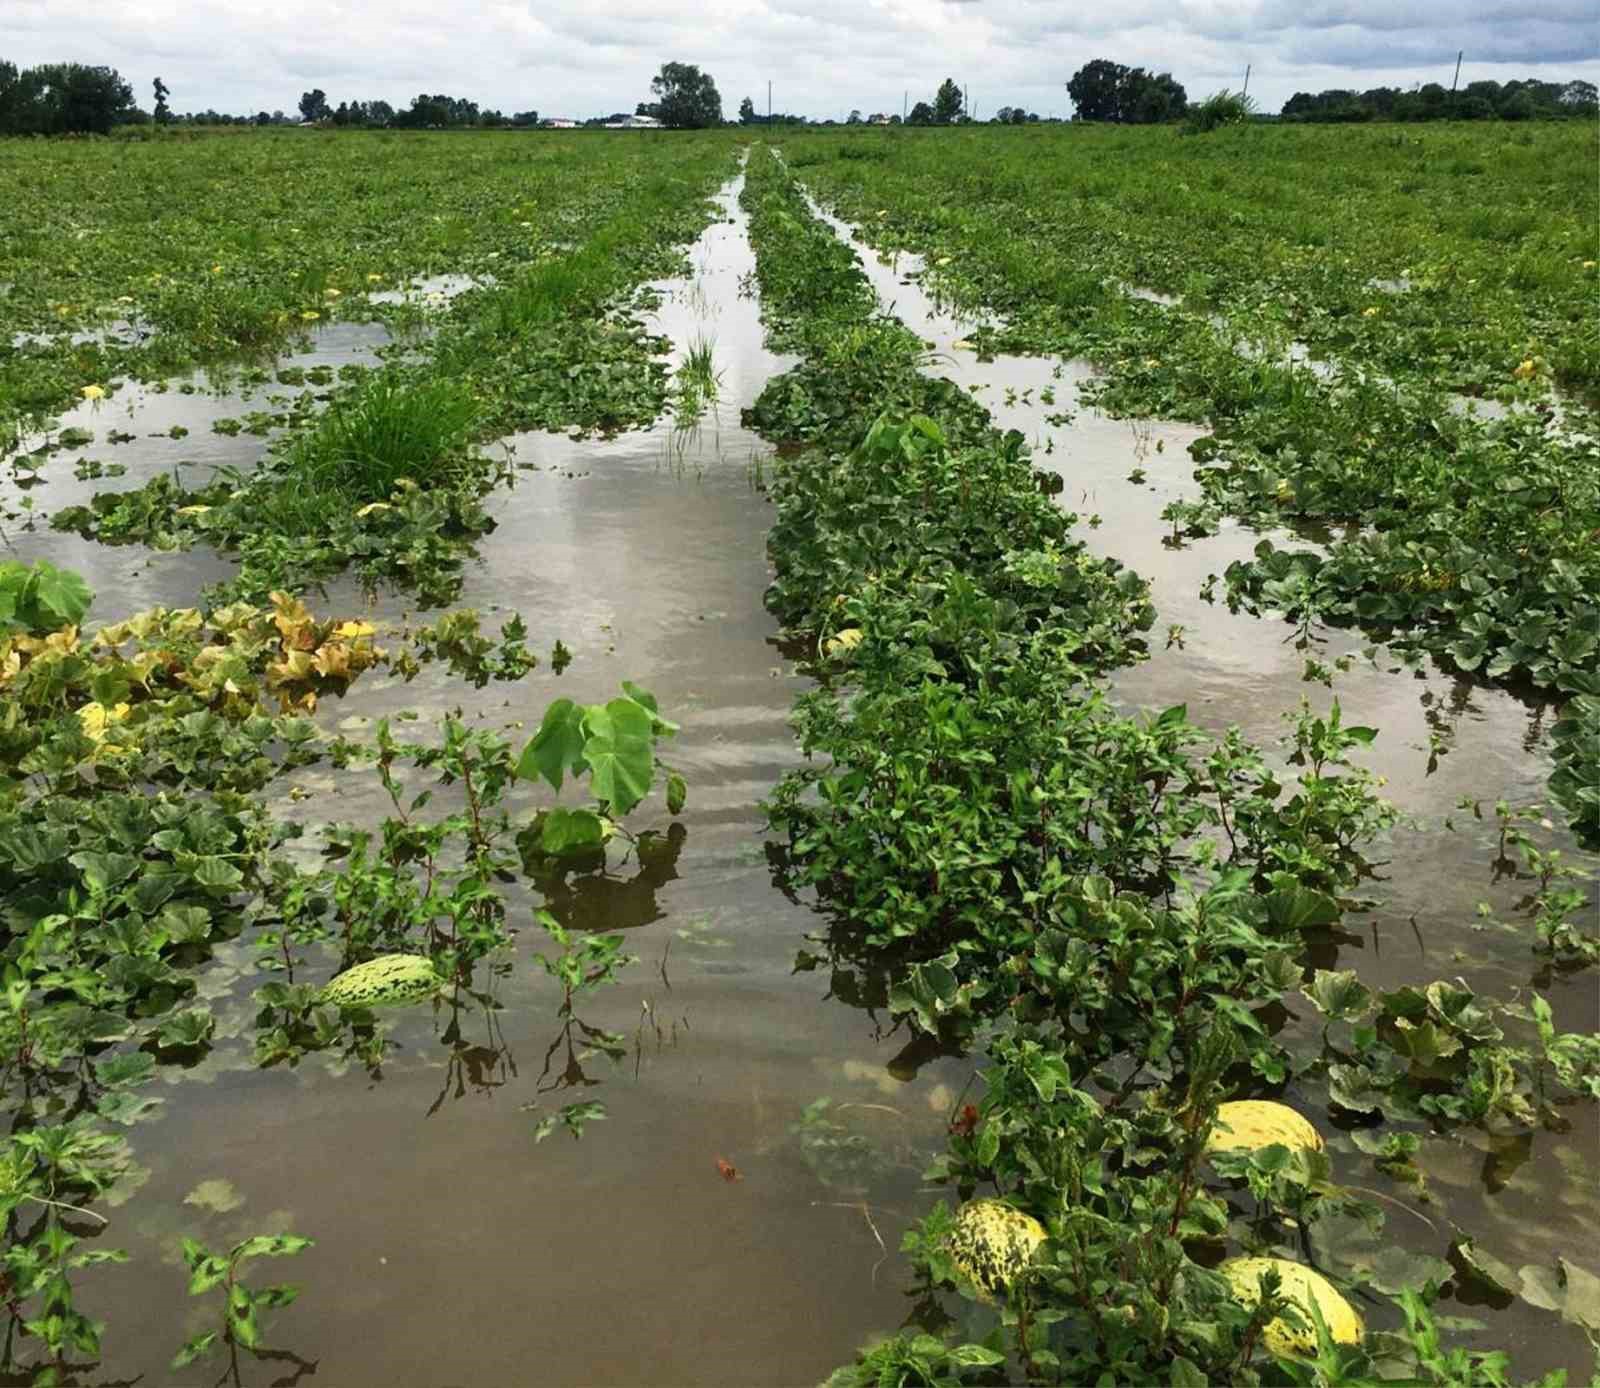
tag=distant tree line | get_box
[0,60,137,134]
[737,96,808,126]
[1281,78,1598,123]
[297,88,536,128]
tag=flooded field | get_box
[2,127,1596,1386]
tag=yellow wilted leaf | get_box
[333,620,376,640]
[823,628,864,657]
[312,642,352,678]
[270,592,316,646]
[355,502,393,517]
[1512,359,1536,381]
[268,649,316,684]
[78,701,131,744]
[175,505,212,517]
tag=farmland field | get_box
[0,123,1597,1386]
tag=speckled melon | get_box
[1207,1101,1324,1156]
[321,954,441,1008]
[947,1199,1046,1302]
[1221,1257,1363,1356]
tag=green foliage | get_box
[1550,695,1600,847]
[0,560,92,636]
[173,1230,312,1370]
[1184,89,1257,134]
[516,683,680,818]
[785,123,1600,842]
[739,135,1600,1385]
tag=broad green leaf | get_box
[516,698,587,790]
[95,1051,156,1088]
[1518,1258,1600,1333]
[582,697,655,815]
[26,560,93,629]
[538,807,606,855]
[947,1344,1005,1368]
[1264,884,1339,932]
[666,770,687,815]
[67,851,139,894]
[1303,969,1375,1023]
[1451,1236,1520,1298]
[621,680,679,733]
[227,1286,260,1349]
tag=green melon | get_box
[1207,1101,1325,1156]
[947,1198,1046,1302]
[1221,1257,1363,1356]
[321,954,441,1008]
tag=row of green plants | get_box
[41,147,737,606]
[0,557,686,1380]
[738,143,1599,1384]
[0,130,739,454]
[784,125,1600,846]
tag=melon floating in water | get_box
[321,954,441,1008]
[948,1199,1046,1302]
[1207,1101,1324,1156]
[1221,1257,1363,1356]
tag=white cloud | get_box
[2,0,1595,118]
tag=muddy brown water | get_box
[3,171,1594,1382]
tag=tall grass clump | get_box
[283,373,480,503]
[1183,89,1256,134]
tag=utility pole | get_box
[902,89,907,121]
[1451,50,1463,92]
[767,79,772,124]
[1242,64,1251,98]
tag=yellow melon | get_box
[947,1199,1046,1303]
[1207,1101,1324,1156]
[1221,1257,1363,1356]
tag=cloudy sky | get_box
[3,0,1597,120]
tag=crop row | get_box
[43,139,736,606]
[738,142,1598,1384]
[786,126,1599,846]
[1,132,733,456]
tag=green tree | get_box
[1067,58,1123,120]
[1068,60,1185,123]
[153,75,170,123]
[2,63,137,134]
[907,100,935,125]
[297,88,328,123]
[649,62,722,129]
[933,77,963,124]
[1126,69,1186,122]
[1560,79,1598,113]
[738,95,757,125]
